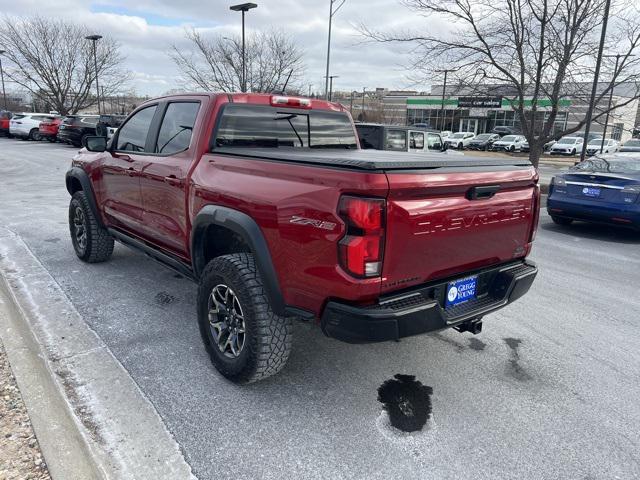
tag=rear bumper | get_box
[547,197,640,229]
[321,260,537,343]
[58,129,83,143]
[10,127,30,137]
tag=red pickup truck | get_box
[66,93,539,383]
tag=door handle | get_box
[126,167,137,177]
[163,175,183,187]
[116,153,133,162]
[467,185,501,200]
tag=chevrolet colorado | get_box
[66,93,539,383]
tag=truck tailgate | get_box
[381,166,538,293]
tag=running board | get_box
[107,228,196,281]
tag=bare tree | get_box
[360,0,640,166]
[0,16,129,115]
[170,28,305,94]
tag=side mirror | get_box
[84,135,107,152]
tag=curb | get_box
[0,227,195,480]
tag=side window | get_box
[155,102,200,154]
[116,106,157,152]
[385,130,407,150]
[409,131,424,149]
[427,133,442,150]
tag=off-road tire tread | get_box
[70,191,114,263]
[198,253,292,384]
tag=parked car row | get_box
[438,128,635,156]
[0,110,126,147]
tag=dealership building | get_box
[392,83,640,142]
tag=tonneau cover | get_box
[214,147,532,170]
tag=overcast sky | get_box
[0,0,445,96]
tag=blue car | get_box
[547,153,640,231]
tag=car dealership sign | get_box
[458,96,503,108]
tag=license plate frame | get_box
[582,186,601,198]
[445,275,478,309]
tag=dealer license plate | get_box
[445,276,478,308]
[582,187,601,197]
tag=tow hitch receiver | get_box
[454,319,483,335]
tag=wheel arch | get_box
[65,167,104,228]
[191,205,285,316]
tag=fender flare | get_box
[191,205,285,316]
[65,167,104,228]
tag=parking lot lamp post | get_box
[580,0,611,163]
[324,0,346,100]
[599,53,635,153]
[85,35,103,115]
[230,3,257,93]
[327,75,338,102]
[435,68,457,131]
[0,50,7,110]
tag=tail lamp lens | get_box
[338,196,385,278]
[529,185,541,242]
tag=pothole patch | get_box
[377,374,434,440]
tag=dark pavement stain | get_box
[44,237,60,243]
[503,337,532,381]
[468,338,486,351]
[432,333,465,352]
[155,292,176,305]
[378,374,433,432]
[173,274,184,279]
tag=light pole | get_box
[85,35,103,115]
[0,49,7,110]
[435,68,457,131]
[327,75,339,101]
[361,87,366,121]
[580,0,611,162]
[230,3,257,93]
[324,0,345,100]
[599,53,635,153]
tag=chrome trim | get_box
[565,181,624,190]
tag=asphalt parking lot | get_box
[1,138,639,480]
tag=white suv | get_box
[9,113,51,140]
[445,131,475,149]
[586,138,619,155]
[491,135,527,152]
[550,136,589,155]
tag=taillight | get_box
[338,196,385,278]
[529,185,541,242]
[622,184,640,204]
[270,95,312,109]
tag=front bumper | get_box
[321,260,537,343]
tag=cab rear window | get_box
[214,105,357,149]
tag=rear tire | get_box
[29,128,41,141]
[69,191,114,263]
[197,253,292,384]
[551,216,573,226]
